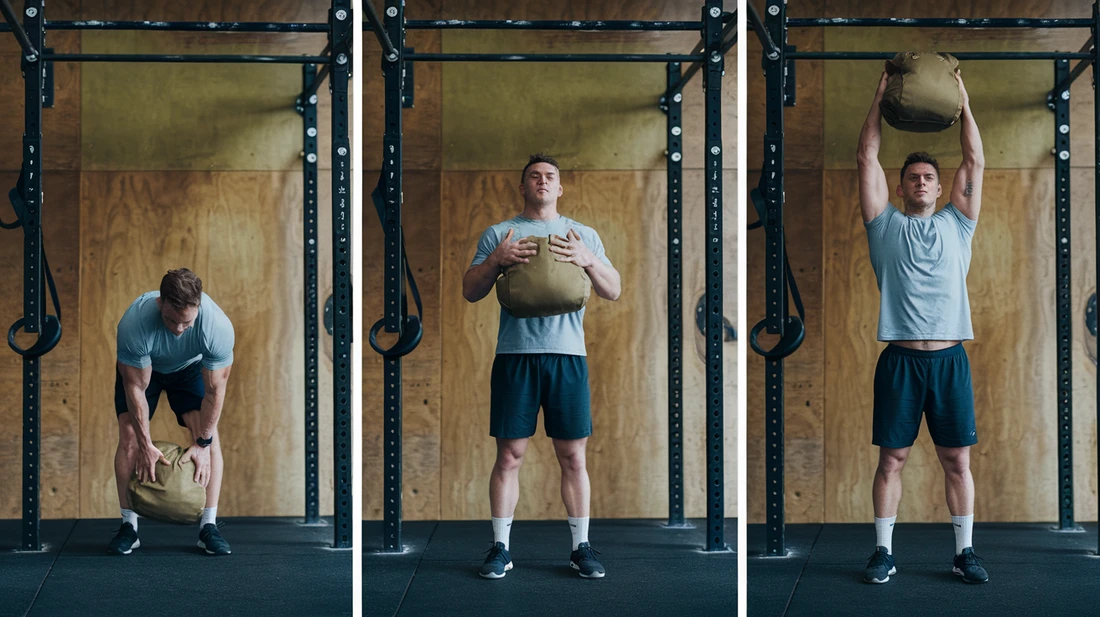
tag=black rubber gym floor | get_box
[365,518,737,617]
[0,517,351,617]
[748,522,1100,617]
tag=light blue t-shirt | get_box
[865,203,977,341]
[471,214,612,356]
[117,291,235,373]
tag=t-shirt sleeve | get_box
[864,202,896,236]
[116,313,151,368]
[470,226,501,269]
[945,202,977,241]
[201,309,235,371]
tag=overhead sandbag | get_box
[127,441,206,525]
[880,51,962,133]
[496,236,591,318]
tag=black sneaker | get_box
[198,523,232,556]
[952,547,988,584]
[479,542,512,579]
[863,546,895,583]
[107,522,140,555]
[569,542,605,579]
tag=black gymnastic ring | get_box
[8,314,62,358]
[749,315,805,360]
[369,314,423,359]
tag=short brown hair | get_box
[160,268,203,310]
[521,153,560,182]
[900,151,940,182]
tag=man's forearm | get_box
[463,257,501,303]
[194,391,225,441]
[858,99,883,162]
[585,261,621,301]
[959,102,984,166]
[126,390,154,446]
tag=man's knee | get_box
[495,442,526,472]
[877,449,909,476]
[554,440,587,474]
[938,447,970,477]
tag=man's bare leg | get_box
[489,437,528,547]
[936,445,975,553]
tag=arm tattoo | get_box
[963,180,973,197]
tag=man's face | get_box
[156,298,199,336]
[519,162,563,205]
[897,162,941,210]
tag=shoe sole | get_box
[863,566,896,584]
[952,567,988,584]
[197,540,231,556]
[108,538,140,555]
[570,562,606,579]
[479,561,513,579]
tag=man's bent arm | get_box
[950,85,985,221]
[463,257,501,303]
[586,260,621,301]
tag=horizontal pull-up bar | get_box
[0,20,328,32]
[404,20,703,31]
[786,17,1093,28]
[0,0,38,61]
[44,53,330,63]
[405,53,705,62]
[788,51,1092,60]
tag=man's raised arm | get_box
[857,72,891,223]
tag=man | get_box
[109,268,235,556]
[857,70,988,585]
[462,153,622,579]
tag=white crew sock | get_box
[951,514,974,555]
[568,516,590,551]
[201,507,217,528]
[874,516,896,554]
[121,508,138,532]
[491,516,513,550]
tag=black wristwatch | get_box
[196,435,213,448]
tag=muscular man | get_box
[463,153,622,579]
[108,268,235,556]
[857,71,988,585]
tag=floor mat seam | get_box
[781,524,824,617]
[394,521,439,617]
[24,520,78,617]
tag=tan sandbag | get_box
[496,236,591,318]
[127,441,206,525]
[880,51,962,133]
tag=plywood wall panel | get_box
[437,169,735,521]
[440,31,699,171]
[364,172,443,522]
[821,169,1095,522]
[0,172,81,519]
[746,171,825,524]
[0,34,82,171]
[78,171,334,518]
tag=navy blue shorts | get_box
[114,362,204,428]
[490,354,592,440]
[873,343,977,448]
